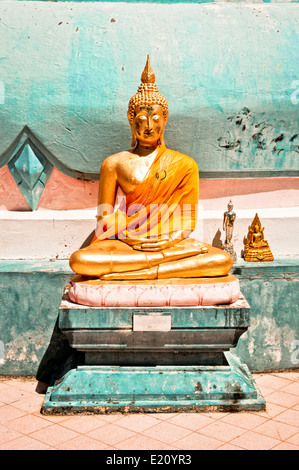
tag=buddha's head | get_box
[128,56,169,148]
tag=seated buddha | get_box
[244,213,274,262]
[69,57,233,281]
[250,225,265,246]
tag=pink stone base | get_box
[68,276,240,307]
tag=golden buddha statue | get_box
[244,213,274,262]
[69,57,233,281]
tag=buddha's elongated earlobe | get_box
[131,134,137,148]
[128,112,137,147]
[158,120,167,146]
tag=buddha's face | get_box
[131,104,167,148]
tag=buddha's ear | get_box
[127,112,137,148]
[159,118,167,146]
[131,134,137,148]
[130,126,137,148]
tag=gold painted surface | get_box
[70,273,238,286]
[244,213,274,262]
[69,57,233,280]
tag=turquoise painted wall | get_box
[232,261,299,371]
[0,2,298,179]
[8,1,299,3]
[0,261,70,376]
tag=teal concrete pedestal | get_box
[41,352,265,414]
[41,291,265,414]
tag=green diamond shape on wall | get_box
[8,140,53,210]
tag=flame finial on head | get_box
[141,55,156,84]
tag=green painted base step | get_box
[41,352,265,414]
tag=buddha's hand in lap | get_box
[123,236,209,254]
[133,238,174,252]
[122,236,174,252]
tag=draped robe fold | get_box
[91,145,199,245]
[69,145,235,280]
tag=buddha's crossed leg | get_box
[70,238,232,280]
[101,243,232,280]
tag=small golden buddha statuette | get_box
[223,200,237,263]
[244,213,274,262]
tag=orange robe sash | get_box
[92,145,199,245]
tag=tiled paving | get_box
[0,371,298,450]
